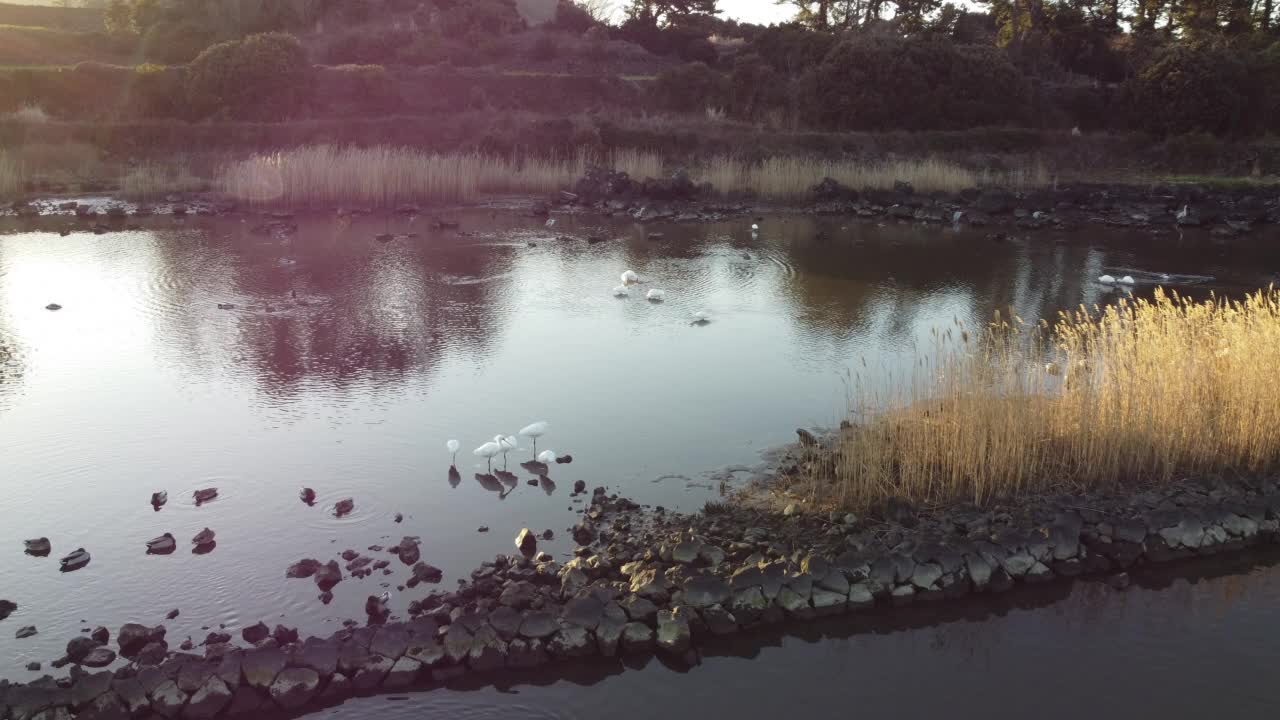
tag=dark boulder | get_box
[242,622,271,645]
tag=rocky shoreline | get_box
[3,172,1279,241]
[3,473,1280,720]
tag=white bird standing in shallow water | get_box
[621,270,639,286]
[446,439,459,465]
[691,311,711,325]
[546,218,557,228]
[474,442,501,471]
[1098,275,1117,284]
[1119,276,1136,285]
[537,450,557,465]
[612,285,629,298]
[520,422,549,454]
[495,435,518,464]
[646,288,665,302]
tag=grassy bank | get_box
[819,289,1280,510]
[208,145,1048,206]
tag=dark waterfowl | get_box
[23,538,50,557]
[59,548,90,572]
[334,498,355,517]
[192,528,216,546]
[146,533,176,555]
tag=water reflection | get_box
[327,549,1280,720]
[1,211,1279,684]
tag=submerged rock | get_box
[15,625,37,639]
[0,599,15,620]
[118,623,165,656]
[287,559,322,579]
[242,622,271,645]
[314,560,343,591]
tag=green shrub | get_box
[728,53,786,119]
[551,0,596,34]
[440,0,526,40]
[322,64,400,112]
[1123,44,1251,136]
[530,33,559,61]
[130,63,187,119]
[186,32,312,120]
[141,20,214,64]
[796,36,1030,131]
[653,62,729,113]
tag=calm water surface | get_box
[1,208,1278,688]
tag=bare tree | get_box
[579,0,617,23]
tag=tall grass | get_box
[120,161,207,201]
[218,146,663,207]
[824,289,1280,510]
[700,155,1050,198]
[215,145,1045,206]
[0,149,21,198]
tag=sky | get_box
[719,0,796,24]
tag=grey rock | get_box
[381,656,422,688]
[621,622,655,652]
[629,567,671,601]
[729,565,764,591]
[150,680,187,719]
[1025,561,1053,583]
[268,667,320,709]
[777,586,812,619]
[467,625,506,671]
[869,556,897,588]
[66,636,102,662]
[891,584,916,606]
[80,646,117,668]
[291,637,338,676]
[656,607,692,655]
[548,625,594,658]
[506,638,549,668]
[111,676,150,716]
[683,576,731,608]
[498,581,538,609]
[811,589,847,617]
[560,568,589,597]
[621,595,659,623]
[177,661,217,694]
[699,545,726,566]
[1049,524,1080,561]
[1114,521,1147,545]
[183,677,232,719]
[241,647,286,690]
[672,542,702,564]
[817,569,850,595]
[443,624,474,664]
[352,653,395,690]
[519,611,558,639]
[892,554,916,583]
[318,673,350,703]
[562,596,605,630]
[137,640,169,666]
[118,623,165,656]
[910,562,943,590]
[701,605,739,634]
[80,691,129,720]
[1222,514,1258,538]
[1159,517,1205,549]
[848,583,875,609]
[515,528,537,556]
[369,624,410,660]
[241,622,270,645]
[225,685,263,716]
[596,618,625,656]
[487,606,523,640]
[1000,552,1036,578]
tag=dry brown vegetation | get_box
[820,289,1280,510]
[213,145,1044,205]
[0,148,21,197]
[120,161,208,201]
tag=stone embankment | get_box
[3,476,1279,720]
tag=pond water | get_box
[323,549,1280,720]
[1,208,1278,681]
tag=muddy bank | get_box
[3,473,1279,720]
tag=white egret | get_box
[612,285,629,298]
[691,311,711,325]
[446,439,459,465]
[1098,275,1117,284]
[621,270,639,286]
[646,288,665,302]
[495,434,518,464]
[538,450,557,465]
[1119,276,1135,285]
[546,218,557,228]
[520,422,550,454]
[474,441,501,471]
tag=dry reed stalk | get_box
[0,149,21,198]
[120,162,205,201]
[826,289,1280,510]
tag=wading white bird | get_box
[546,218,557,228]
[646,288,665,302]
[1098,275,1117,284]
[537,449,558,465]
[691,311,711,325]
[474,441,501,471]
[446,439,459,465]
[621,270,639,286]
[495,434,518,463]
[751,223,760,233]
[1119,276,1136,285]
[520,422,550,454]
[612,284,629,297]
